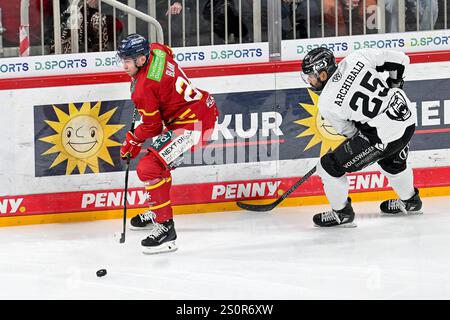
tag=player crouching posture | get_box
[117,34,218,253]
[301,47,422,227]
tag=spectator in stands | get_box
[156,1,195,47]
[405,0,439,31]
[281,0,321,39]
[324,0,377,36]
[202,0,249,44]
[52,0,123,53]
[0,0,52,50]
[385,0,438,33]
[166,1,183,15]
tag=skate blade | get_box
[314,222,357,228]
[142,241,178,255]
[380,210,423,216]
[129,225,157,231]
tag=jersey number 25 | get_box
[175,66,203,102]
[350,71,389,118]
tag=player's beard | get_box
[312,79,325,92]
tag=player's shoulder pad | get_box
[151,43,173,56]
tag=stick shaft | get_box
[120,108,138,243]
[236,166,317,212]
[121,159,131,239]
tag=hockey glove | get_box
[386,77,404,89]
[120,131,144,160]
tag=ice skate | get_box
[129,210,157,231]
[142,219,178,254]
[313,198,357,228]
[380,188,423,215]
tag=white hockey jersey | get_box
[318,49,417,145]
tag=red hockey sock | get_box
[144,176,173,223]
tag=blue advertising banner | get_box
[33,79,450,176]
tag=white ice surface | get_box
[1,196,449,300]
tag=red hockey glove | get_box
[120,131,144,160]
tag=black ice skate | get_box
[313,198,356,228]
[380,188,422,215]
[141,219,178,254]
[130,210,157,230]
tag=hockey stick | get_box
[120,108,138,244]
[236,166,317,212]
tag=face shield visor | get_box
[116,52,149,73]
[301,69,325,91]
[301,59,322,86]
[301,58,330,91]
[115,53,127,65]
[301,71,319,86]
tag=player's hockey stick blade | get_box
[236,166,317,212]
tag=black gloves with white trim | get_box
[386,77,404,89]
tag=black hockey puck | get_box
[96,269,107,277]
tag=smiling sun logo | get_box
[39,102,125,175]
[294,89,345,156]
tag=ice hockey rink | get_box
[0,196,449,300]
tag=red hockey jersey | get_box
[130,43,218,141]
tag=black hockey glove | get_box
[386,77,404,89]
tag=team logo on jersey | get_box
[332,71,342,82]
[294,89,345,156]
[36,102,125,175]
[386,91,411,122]
[205,94,215,108]
[399,145,409,160]
[374,143,386,152]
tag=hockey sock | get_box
[317,161,349,211]
[379,165,415,200]
[144,176,173,223]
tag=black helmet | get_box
[301,47,337,91]
[117,33,150,60]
